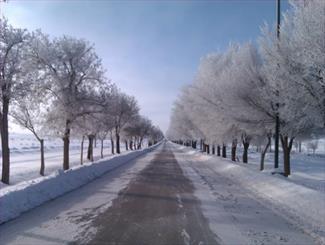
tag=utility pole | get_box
[274,0,281,169]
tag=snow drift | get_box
[0,143,160,224]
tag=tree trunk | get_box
[281,135,294,177]
[138,138,143,149]
[200,139,203,151]
[1,98,10,184]
[115,127,120,154]
[111,138,115,155]
[101,139,104,158]
[217,145,221,156]
[63,119,71,171]
[206,144,210,154]
[222,144,227,158]
[40,139,45,176]
[125,140,129,151]
[87,135,94,161]
[130,140,133,150]
[260,136,271,171]
[241,134,251,163]
[212,145,215,154]
[298,141,302,153]
[94,136,97,148]
[274,114,280,169]
[242,141,250,163]
[231,139,237,162]
[80,135,84,165]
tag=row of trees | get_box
[167,0,324,176]
[0,18,163,184]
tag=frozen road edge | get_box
[172,142,325,245]
[0,142,161,225]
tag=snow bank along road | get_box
[0,141,318,244]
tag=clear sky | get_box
[2,0,289,133]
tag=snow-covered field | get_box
[247,149,325,193]
[173,142,325,244]
[3,133,323,193]
[196,138,325,193]
[0,133,128,187]
[236,139,325,193]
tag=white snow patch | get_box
[0,134,128,187]
[176,153,251,245]
[173,142,325,244]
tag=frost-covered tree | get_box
[148,126,164,146]
[168,0,324,177]
[168,43,277,167]
[11,78,49,175]
[185,44,273,162]
[109,90,139,154]
[259,0,325,176]
[94,86,116,158]
[167,94,203,144]
[73,114,98,162]
[123,116,153,149]
[0,19,28,184]
[71,84,115,161]
[282,0,325,127]
[30,34,105,170]
[307,140,318,155]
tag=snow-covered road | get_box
[173,144,317,245]
[0,141,319,244]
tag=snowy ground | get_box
[174,143,325,244]
[0,133,127,187]
[2,133,324,194]
[247,149,325,193]
[0,141,322,245]
[219,139,325,193]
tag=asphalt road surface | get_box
[84,143,219,245]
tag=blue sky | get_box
[2,0,289,133]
